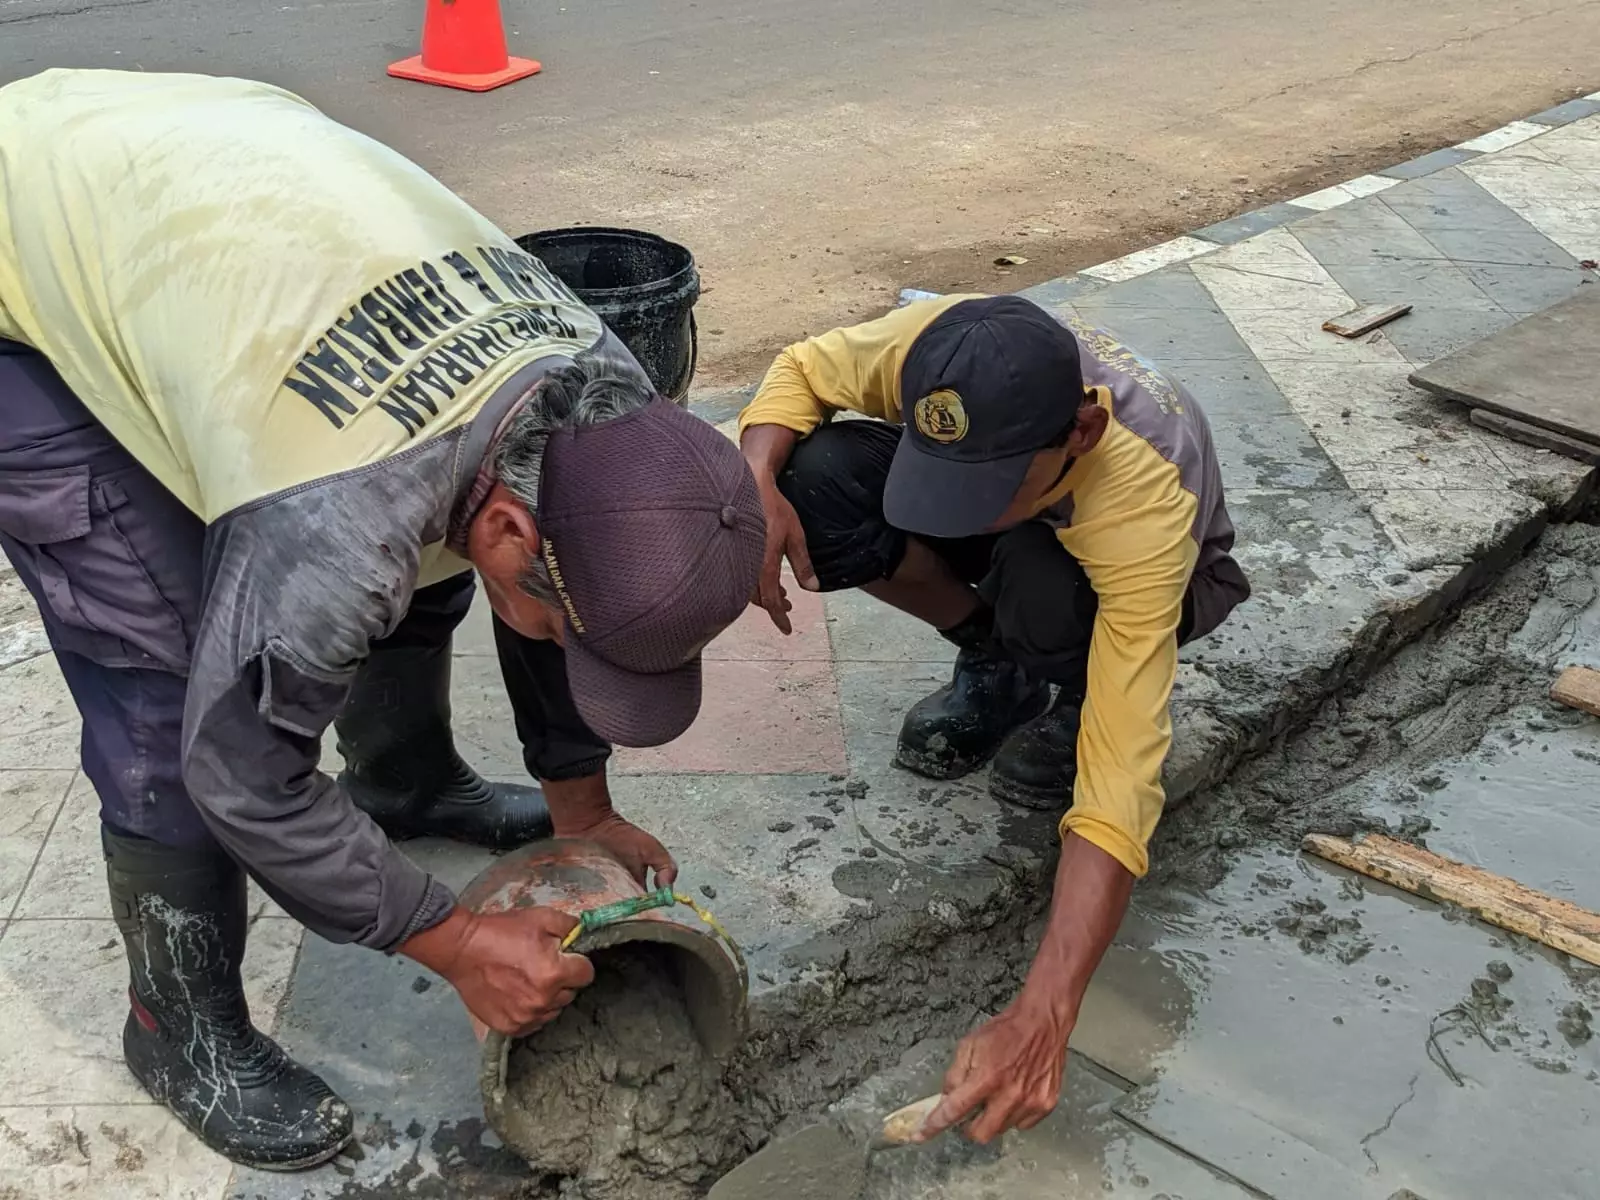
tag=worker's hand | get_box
[567,809,679,889]
[917,998,1072,1144]
[402,906,595,1037]
[753,479,819,635]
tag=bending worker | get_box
[739,294,1250,1141]
[0,69,764,1169]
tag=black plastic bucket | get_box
[514,227,700,404]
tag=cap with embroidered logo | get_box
[884,295,1083,539]
[536,397,766,747]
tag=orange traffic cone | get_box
[388,0,542,93]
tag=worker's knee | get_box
[979,522,1098,690]
[776,421,907,591]
[62,656,216,849]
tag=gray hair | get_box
[495,353,658,605]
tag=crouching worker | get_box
[0,69,764,1169]
[738,294,1249,1141]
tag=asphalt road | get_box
[4,0,1599,382]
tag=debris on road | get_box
[1322,302,1412,338]
[1550,665,1600,717]
[1302,832,1600,967]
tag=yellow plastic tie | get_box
[559,888,749,997]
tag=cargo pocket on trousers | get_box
[0,465,191,672]
[257,637,354,742]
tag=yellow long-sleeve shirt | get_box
[738,297,1249,876]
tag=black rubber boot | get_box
[894,646,1052,780]
[104,830,353,1171]
[990,700,1083,809]
[335,643,553,850]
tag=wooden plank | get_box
[1301,833,1600,967]
[1408,289,1600,446]
[1322,302,1412,338]
[1470,409,1600,464]
[1551,665,1600,717]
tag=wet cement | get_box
[492,944,749,1200]
[1152,521,1600,894]
[699,520,1600,1197]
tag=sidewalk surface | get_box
[2,101,1599,1199]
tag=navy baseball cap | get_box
[883,296,1084,539]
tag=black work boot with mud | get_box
[336,643,553,850]
[990,699,1083,809]
[104,830,353,1170]
[894,635,1051,780]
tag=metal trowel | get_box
[706,1094,943,1200]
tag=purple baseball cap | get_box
[534,398,766,747]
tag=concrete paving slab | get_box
[1288,194,1450,262]
[0,654,87,772]
[1455,261,1590,314]
[13,773,107,920]
[1528,98,1600,127]
[1193,202,1308,245]
[1260,360,1510,490]
[1411,289,1600,447]
[1458,119,1549,153]
[835,659,955,777]
[1071,262,1227,311]
[1115,1079,1382,1200]
[0,768,71,917]
[1156,356,1299,423]
[873,1076,1261,1199]
[1210,410,1347,491]
[1382,166,1553,229]
[823,585,956,667]
[0,1103,235,1200]
[618,657,847,776]
[1080,235,1218,283]
[1463,151,1600,260]
[0,916,301,1108]
[227,929,530,1200]
[1015,274,1106,307]
[1073,298,1256,366]
[1377,146,1481,180]
[1377,302,1525,368]
[0,564,51,669]
[1117,848,1600,1198]
[1314,258,1499,313]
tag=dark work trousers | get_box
[0,341,609,850]
[777,420,1197,704]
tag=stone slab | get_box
[1115,1080,1382,1200]
[1192,202,1307,245]
[1377,147,1480,180]
[1410,289,1600,445]
[1527,98,1600,127]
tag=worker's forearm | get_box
[739,423,799,484]
[398,904,473,974]
[541,771,617,836]
[1016,833,1136,1028]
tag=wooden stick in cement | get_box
[1302,833,1600,968]
[1550,665,1600,718]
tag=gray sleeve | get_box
[180,438,466,951]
